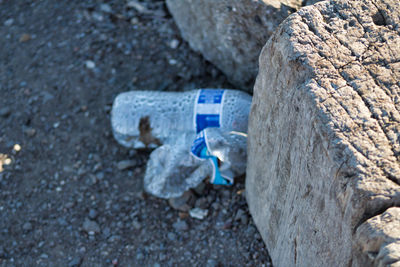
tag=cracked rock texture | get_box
[246,0,400,266]
[166,0,305,91]
[355,207,400,266]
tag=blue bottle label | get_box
[191,89,232,185]
[190,130,233,186]
[190,130,207,159]
[194,89,225,133]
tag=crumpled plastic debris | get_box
[144,128,247,198]
[111,89,251,199]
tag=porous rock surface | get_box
[355,207,400,266]
[246,0,400,266]
[166,0,304,91]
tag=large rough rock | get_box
[166,0,305,91]
[355,207,400,266]
[246,0,400,266]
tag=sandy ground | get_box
[0,1,271,266]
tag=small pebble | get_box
[19,33,31,42]
[234,209,245,221]
[91,12,103,22]
[88,209,98,219]
[195,197,208,209]
[168,59,177,65]
[240,215,248,225]
[130,17,139,24]
[189,208,208,220]
[223,218,232,229]
[0,107,11,118]
[206,259,218,267]
[58,218,68,226]
[167,232,176,241]
[172,220,188,231]
[178,212,188,219]
[102,227,111,238]
[85,60,96,69]
[4,18,14,26]
[68,257,82,267]
[193,182,206,195]
[132,220,141,230]
[159,253,167,261]
[24,128,36,137]
[40,253,48,259]
[100,3,112,13]
[116,159,136,170]
[168,191,194,212]
[22,222,33,231]
[126,1,149,14]
[82,219,100,234]
[65,202,75,209]
[108,235,121,242]
[96,172,104,179]
[169,39,179,49]
[93,163,102,172]
[136,252,144,260]
[211,202,220,210]
[13,144,21,152]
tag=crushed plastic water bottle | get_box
[111,89,251,198]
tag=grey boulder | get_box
[166,0,306,91]
[246,0,400,266]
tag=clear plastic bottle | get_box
[111,89,251,148]
[111,89,252,198]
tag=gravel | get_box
[0,0,271,266]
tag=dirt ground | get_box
[0,1,271,266]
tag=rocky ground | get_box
[0,0,271,266]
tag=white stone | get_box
[85,60,96,69]
[189,208,208,220]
